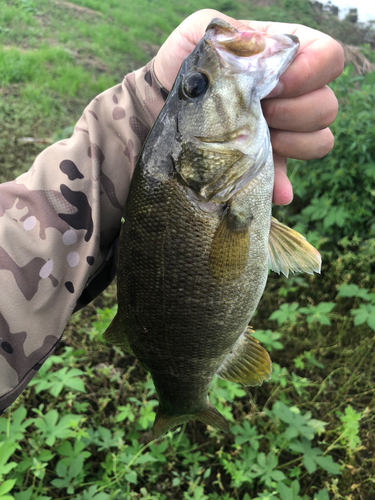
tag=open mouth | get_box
[205,18,266,57]
[204,18,299,79]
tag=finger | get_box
[270,128,334,160]
[241,21,345,97]
[262,86,338,132]
[273,155,293,205]
[177,10,253,50]
[155,9,240,90]
[280,35,344,98]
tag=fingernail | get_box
[267,80,284,99]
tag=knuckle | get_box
[317,129,334,157]
[328,92,339,123]
[262,100,279,127]
[324,36,345,79]
[334,41,345,76]
[320,87,339,128]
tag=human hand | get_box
[154,9,344,205]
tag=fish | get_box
[104,18,321,437]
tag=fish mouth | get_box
[205,18,299,77]
[206,18,266,57]
[196,127,252,148]
[205,18,299,58]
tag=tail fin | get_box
[153,402,229,438]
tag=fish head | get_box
[173,18,299,202]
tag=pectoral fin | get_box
[209,207,251,280]
[268,217,321,278]
[217,328,272,386]
[103,312,134,355]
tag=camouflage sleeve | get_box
[0,59,168,413]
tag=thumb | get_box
[273,154,293,205]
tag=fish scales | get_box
[120,167,258,396]
[104,19,321,436]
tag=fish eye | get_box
[183,72,209,99]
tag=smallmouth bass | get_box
[104,18,321,437]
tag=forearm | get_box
[0,59,167,412]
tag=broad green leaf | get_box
[133,452,158,465]
[367,310,375,331]
[232,420,262,449]
[14,487,32,500]
[91,426,124,451]
[351,303,375,330]
[69,455,85,478]
[38,450,55,462]
[316,302,335,313]
[115,404,135,423]
[0,441,17,478]
[64,377,86,392]
[51,479,68,489]
[314,489,330,500]
[0,479,16,497]
[315,455,341,475]
[34,410,82,446]
[55,460,67,478]
[272,402,316,440]
[337,284,371,300]
[251,451,286,487]
[298,303,334,325]
[269,363,288,387]
[278,480,304,500]
[269,303,299,325]
[337,405,363,449]
[76,486,110,500]
[125,470,137,484]
[289,438,340,474]
[251,330,284,351]
[0,406,34,442]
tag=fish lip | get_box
[195,127,251,146]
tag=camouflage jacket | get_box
[0,60,167,413]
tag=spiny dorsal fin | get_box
[103,313,134,355]
[209,209,250,280]
[216,327,272,386]
[268,217,321,278]
[153,402,228,438]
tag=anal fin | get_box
[217,327,271,386]
[103,312,134,355]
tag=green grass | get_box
[1,1,375,499]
